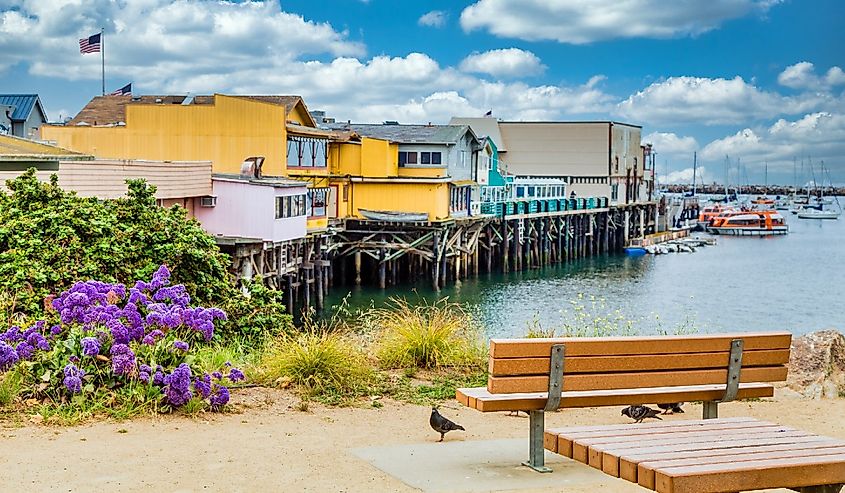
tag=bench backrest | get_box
[487,332,792,394]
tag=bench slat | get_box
[599,434,828,482]
[489,349,790,376]
[487,365,787,393]
[575,426,801,467]
[636,444,845,490]
[617,436,839,480]
[490,332,791,358]
[654,454,845,493]
[552,420,778,458]
[456,382,775,412]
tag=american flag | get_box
[79,33,101,54]
[109,83,132,96]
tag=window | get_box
[611,184,619,201]
[431,152,441,165]
[342,184,349,201]
[286,137,328,167]
[276,194,307,219]
[307,188,329,217]
[516,186,525,198]
[421,152,431,165]
[527,186,535,197]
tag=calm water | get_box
[325,204,845,337]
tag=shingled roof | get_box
[68,95,306,126]
[327,123,476,145]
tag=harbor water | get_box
[325,207,845,338]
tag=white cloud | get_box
[460,0,781,44]
[643,132,699,154]
[698,112,845,183]
[418,10,447,28]
[659,167,714,185]
[617,76,831,125]
[0,0,364,81]
[459,48,545,78]
[778,62,845,91]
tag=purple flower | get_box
[193,374,212,398]
[81,337,100,357]
[1,326,21,343]
[212,371,222,380]
[209,385,230,410]
[110,343,136,375]
[163,363,193,406]
[62,363,85,394]
[15,342,33,360]
[152,370,165,386]
[26,332,50,351]
[173,340,189,352]
[228,368,245,383]
[0,342,19,370]
[50,325,62,336]
[108,320,130,345]
[141,329,164,346]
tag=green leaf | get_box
[40,370,52,382]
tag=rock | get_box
[787,330,845,399]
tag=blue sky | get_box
[1,0,843,185]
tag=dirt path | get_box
[1,388,844,492]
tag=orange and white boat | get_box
[696,204,735,231]
[708,210,788,236]
[751,196,774,205]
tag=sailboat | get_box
[797,160,841,219]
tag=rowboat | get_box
[358,209,429,222]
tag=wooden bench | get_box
[456,331,845,492]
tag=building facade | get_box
[0,95,48,138]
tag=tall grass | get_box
[370,298,485,370]
[254,325,376,405]
[0,368,23,407]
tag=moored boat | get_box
[358,209,429,222]
[751,196,774,205]
[696,204,734,231]
[797,206,840,220]
[708,210,788,236]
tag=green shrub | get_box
[0,169,292,344]
[371,298,485,370]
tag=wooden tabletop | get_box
[545,417,845,493]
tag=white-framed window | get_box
[307,187,330,217]
[286,137,328,167]
[275,194,306,219]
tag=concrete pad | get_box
[351,438,641,493]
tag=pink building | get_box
[193,175,308,243]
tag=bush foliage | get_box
[0,169,292,343]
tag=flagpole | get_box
[101,27,105,96]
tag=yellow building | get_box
[42,94,470,228]
[325,136,454,222]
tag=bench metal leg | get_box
[702,401,718,419]
[522,410,552,473]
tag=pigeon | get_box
[621,405,663,423]
[430,407,465,442]
[657,402,685,414]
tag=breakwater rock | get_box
[787,330,845,399]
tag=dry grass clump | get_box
[370,298,485,370]
[254,325,376,405]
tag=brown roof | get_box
[68,94,306,126]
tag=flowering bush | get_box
[0,169,294,345]
[0,266,244,413]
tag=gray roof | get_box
[449,117,506,151]
[327,123,475,144]
[0,94,46,121]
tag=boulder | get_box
[787,330,845,399]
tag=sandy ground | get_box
[1,387,844,493]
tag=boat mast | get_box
[764,161,768,193]
[692,151,697,196]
